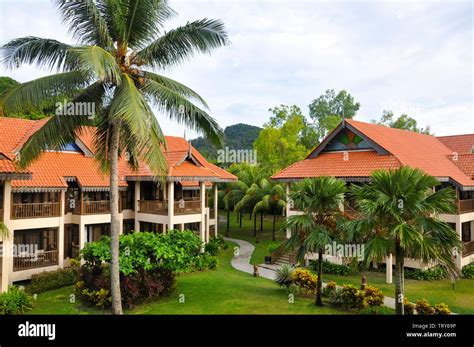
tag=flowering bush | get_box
[291,268,317,294]
[433,303,452,315]
[404,297,415,315]
[364,286,384,307]
[415,299,435,315]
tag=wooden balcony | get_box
[0,208,3,222]
[138,200,168,215]
[11,202,60,219]
[13,250,59,271]
[139,199,202,215]
[458,199,474,213]
[82,200,110,215]
[463,241,474,257]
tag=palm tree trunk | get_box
[109,124,122,315]
[272,211,276,241]
[394,241,405,315]
[253,213,257,237]
[315,250,323,306]
[239,211,242,228]
[226,209,230,236]
[260,211,263,231]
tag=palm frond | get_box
[71,46,122,83]
[54,0,113,47]
[142,77,223,147]
[1,36,79,71]
[0,71,91,116]
[136,18,229,69]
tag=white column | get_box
[285,182,291,239]
[134,181,140,232]
[213,183,218,237]
[199,182,206,243]
[79,218,86,264]
[167,181,174,234]
[1,181,13,292]
[57,190,66,268]
[162,223,167,234]
[386,253,393,284]
[179,223,184,231]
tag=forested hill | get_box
[191,123,262,162]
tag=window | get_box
[462,222,471,242]
[14,228,58,251]
[123,219,135,234]
[121,184,135,210]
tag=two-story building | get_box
[0,117,236,292]
[272,119,474,278]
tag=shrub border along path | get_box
[225,237,398,310]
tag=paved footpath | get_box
[225,237,396,309]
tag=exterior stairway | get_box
[272,250,298,266]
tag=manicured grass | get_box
[322,271,474,314]
[219,211,286,265]
[29,242,345,315]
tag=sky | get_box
[0,0,472,139]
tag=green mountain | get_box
[191,123,262,162]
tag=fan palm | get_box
[283,177,346,306]
[0,0,228,314]
[343,167,460,314]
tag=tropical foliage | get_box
[283,176,346,306]
[343,167,460,314]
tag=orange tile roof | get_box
[273,119,474,188]
[437,134,474,154]
[0,117,236,189]
[447,154,474,179]
[272,150,401,180]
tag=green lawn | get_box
[219,211,286,265]
[29,242,345,315]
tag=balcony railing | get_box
[11,202,60,219]
[458,199,474,213]
[13,250,59,271]
[82,200,110,215]
[138,200,168,215]
[138,200,202,215]
[463,241,474,257]
[174,200,201,214]
[0,208,3,222]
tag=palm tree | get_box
[343,167,460,314]
[251,179,286,241]
[283,177,346,306]
[0,0,228,314]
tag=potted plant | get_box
[266,242,281,264]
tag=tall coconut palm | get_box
[343,167,460,314]
[283,177,346,306]
[0,0,228,314]
[251,179,286,240]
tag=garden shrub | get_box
[292,268,317,295]
[404,297,415,315]
[405,266,448,281]
[461,262,474,279]
[27,267,78,294]
[0,286,33,315]
[364,286,384,307]
[205,235,227,256]
[309,259,357,276]
[415,299,435,315]
[78,230,215,308]
[340,284,366,310]
[330,284,366,310]
[433,303,452,315]
[267,242,281,254]
[275,264,295,287]
[322,281,337,297]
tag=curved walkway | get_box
[224,237,276,280]
[225,237,396,309]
